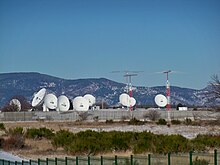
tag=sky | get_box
[0,0,219,89]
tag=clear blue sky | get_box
[0,0,219,89]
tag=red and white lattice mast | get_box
[163,70,171,121]
[124,73,137,111]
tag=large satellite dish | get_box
[10,99,21,111]
[155,94,167,107]
[83,94,96,106]
[130,97,136,107]
[72,96,89,111]
[31,88,46,107]
[119,93,136,107]
[57,95,70,112]
[43,94,57,111]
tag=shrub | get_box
[184,118,192,125]
[26,127,54,139]
[128,118,144,125]
[192,156,209,165]
[171,120,181,125]
[0,123,5,131]
[3,134,25,150]
[7,127,23,136]
[105,119,113,124]
[156,118,167,125]
[144,110,161,121]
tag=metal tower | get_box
[163,70,171,111]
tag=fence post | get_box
[55,157,58,165]
[15,161,17,165]
[29,159,32,165]
[46,158,49,165]
[38,159,40,165]
[148,154,151,165]
[65,157,68,165]
[101,156,103,165]
[115,155,118,165]
[88,156,90,165]
[22,160,24,165]
[189,151,193,165]
[214,149,217,165]
[8,160,10,165]
[76,156,78,165]
[168,152,171,165]
[130,155,133,165]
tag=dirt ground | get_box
[2,121,220,160]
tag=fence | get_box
[0,150,219,165]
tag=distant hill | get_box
[0,72,211,108]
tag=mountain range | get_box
[0,72,211,108]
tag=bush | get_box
[144,110,161,121]
[184,118,192,125]
[128,118,144,125]
[7,127,23,136]
[26,127,54,139]
[105,119,113,124]
[192,156,209,165]
[3,134,25,150]
[171,120,181,125]
[156,118,167,125]
[0,123,5,131]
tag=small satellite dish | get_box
[57,95,70,112]
[119,93,130,106]
[83,94,96,106]
[129,97,136,107]
[10,99,21,111]
[155,94,167,107]
[44,94,57,111]
[31,88,46,107]
[72,96,89,111]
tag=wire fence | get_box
[0,150,218,165]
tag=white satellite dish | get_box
[43,94,57,111]
[83,94,96,106]
[155,94,167,107]
[119,93,136,107]
[31,88,46,107]
[129,97,136,107]
[72,96,89,111]
[10,99,21,111]
[57,95,70,112]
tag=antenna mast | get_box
[163,70,171,110]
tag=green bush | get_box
[26,127,54,139]
[128,118,144,125]
[0,123,5,131]
[156,118,167,125]
[171,120,181,125]
[7,127,23,135]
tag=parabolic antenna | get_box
[155,94,167,107]
[119,93,136,107]
[10,99,21,111]
[57,95,70,112]
[83,94,96,106]
[72,96,89,111]
[31,88,46,107]
[44,94,58,110]
[129,97,136,107]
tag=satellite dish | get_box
[31,88,46,107]
[129,97,136,107]
[119,93,136,107]
[155,94,167,107]
[83,94,96,106]
[44,94,57,111]
[57,95,70,112]
[72,96,89,111]
[10,99,21,111]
